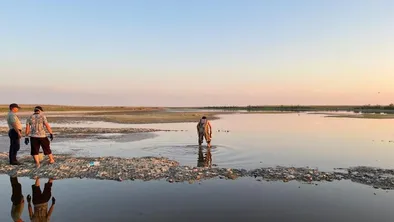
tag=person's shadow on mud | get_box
[27,177,56,221]
[197,146,212,168]
[10,176,25,222]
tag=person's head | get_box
[34,106,43,113]
[9,103,20,113]
[202,116,207,119]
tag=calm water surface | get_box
[0,175,393,222]
[1,113,394,221]
[49,113,394,171]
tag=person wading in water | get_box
[24,106,55,168]
[196,116,212,148]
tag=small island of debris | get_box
[1,153,394,190]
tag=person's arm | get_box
[27,195,33,220]
[47,197,56,218]
[13,123,22,138]
[11,116,22,138]
[43,116,54,140]
[207,121,212,136]
[44,122,53,134]
[43,116,53,134]
[25,123,30,137]
[24,123,31,144]
[44,122,54,141]
[28,202,33,219]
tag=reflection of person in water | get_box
[10,176,25,222]
[197,147,212,168]
[27,177,56,222]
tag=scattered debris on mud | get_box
[0,127,175,138]
[1,153,394,189]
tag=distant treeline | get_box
[200,104,394,113]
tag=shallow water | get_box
[41,113,394,171]
[2,113,394,221]
[0,175,394,222]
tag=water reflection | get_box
[197,146,212,168]
[10,177,25,222]
[27,178,56,221]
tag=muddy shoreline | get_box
[0,109,221,124]
[1,153,393,190]
[0,126,180,138]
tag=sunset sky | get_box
[1,0,394,106]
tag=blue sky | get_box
[1,0,394,106]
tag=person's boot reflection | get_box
[197,146,213,168]
[10,176,25,222]
[197,146,204,167]
[205,148,212,168]
[27,177,56,221]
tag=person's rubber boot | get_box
[11,160,22,165]
[10,155,21,165]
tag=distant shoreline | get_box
[2,104,394,113]
[1,105,394,125]
[198,105,394,114]
[323,113,394,119]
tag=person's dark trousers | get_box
[8,129,20,164]
[10,177,23,204]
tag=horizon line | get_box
[1,104,393,108]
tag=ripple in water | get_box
[141,144,254,169]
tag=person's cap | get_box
[9,103,21,110]
[34,106,43,112]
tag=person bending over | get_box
[196,116,212,148]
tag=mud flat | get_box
[0,110,221,125]
[0,127,178,138]
[1,153,394,189]
[45,111,220,124]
